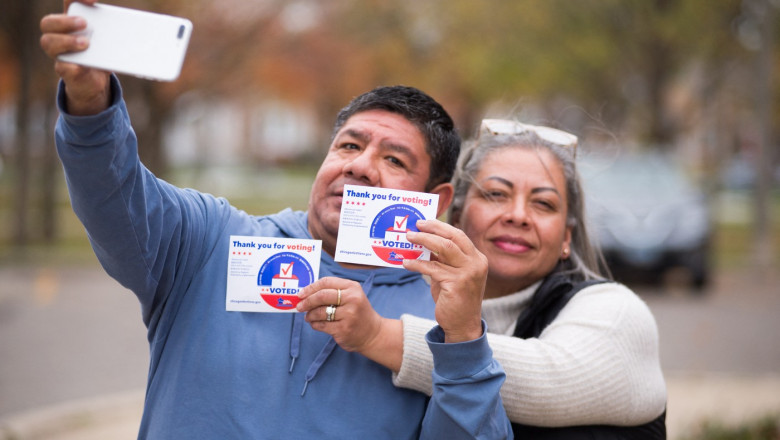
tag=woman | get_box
[299,119,667,438]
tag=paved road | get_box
[1,263,779,437]
[639,267,780,375]
[0,265,148,416]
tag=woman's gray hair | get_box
[448,129,610,282]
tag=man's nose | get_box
[343,148,380,185]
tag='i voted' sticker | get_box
[334,185,438,268]
[226,236,321,312]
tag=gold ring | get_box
[336,288,342,307]
[326,305,337,322]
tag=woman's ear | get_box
[449,207,461,227]
[562,226,573,258]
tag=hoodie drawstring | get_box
[301,338,336,396]
[298,272,376,396]
[289,312,304,373]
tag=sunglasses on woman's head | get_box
[479,119,578,154]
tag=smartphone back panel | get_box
[59,3,192,81]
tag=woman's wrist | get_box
[443,318,484,343]
[358,318,404,372]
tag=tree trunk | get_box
[41,88,59,243]
[751,0,776,271]
[13,0,34,247]
[127,78,170,178]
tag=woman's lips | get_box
[492,236,532,253]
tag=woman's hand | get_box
[297,277,403,371]
[40,0,111,115]
[403,219,488,343]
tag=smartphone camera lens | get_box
[177,24,185,39]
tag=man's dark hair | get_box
[332,86,460,190]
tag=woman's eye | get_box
[535,200,556,211]
[481,190,506,201]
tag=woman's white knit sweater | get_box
[394,281,667,427]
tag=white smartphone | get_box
[58,2,192,81]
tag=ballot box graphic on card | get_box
[335,185,438,267]
[227,236,320,312]
[369,204,426,265]
[257,252,314,310]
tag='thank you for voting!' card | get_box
[226,236,321,312]
[334,184,438,268]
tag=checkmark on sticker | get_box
[280,262,294,277]
[395,215,410,230]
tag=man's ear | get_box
[428,182,454,219]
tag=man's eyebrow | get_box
[340,128,370,144]
[339,127,420,167]
[381,140,418,166]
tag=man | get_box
[40,1,510,438]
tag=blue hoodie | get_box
[55,76,510,439]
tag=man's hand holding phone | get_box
[40,0,111,116]
[40,1,192,115]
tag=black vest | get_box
[510,273,667,439]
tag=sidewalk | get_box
[665,372,780,437]
[2,372,779,440]
[0,389,143,440]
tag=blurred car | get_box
[719,155,756,191]
[719,153,780,191]
[579,152,712,291]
